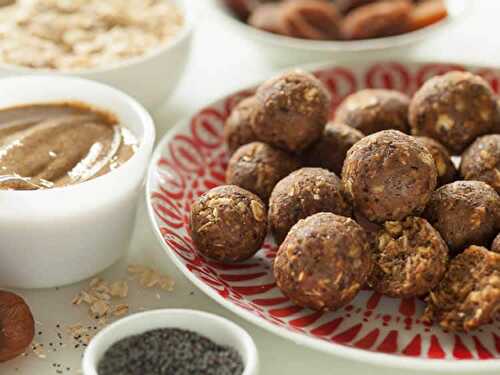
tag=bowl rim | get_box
[0,74,155,196]
[81,308,258,375]
[0,0,196,75]
[145,59,500,372]
[209,0,471,52]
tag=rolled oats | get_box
[0,0,183,70]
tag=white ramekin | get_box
[0,76,155,289]
[82,309,259,375]
[0,0,195,110]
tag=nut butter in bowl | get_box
[0,103,138,191]
[0,76,155,289]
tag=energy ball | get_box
[409,71,497,154]
[460,134,500,193]
[224,96,259,155]
[424,181,500,253]
[274,213,372,311]
[368,217,448,298]
[252,70,330,152]
[302,122,364,175]
[342,130,437,223]
[415,136,457,186]
[335,89,411,135]
[269,167,351,244]
[422,245,500,332]
[189,185,267,263]
[342,0,413,40]
[492,233,500,253]
[226,142,301,201]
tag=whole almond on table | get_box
[0,290,35,362]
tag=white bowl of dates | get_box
[211,0,470,66]
[82,309,258,375]
[146,60,500,371]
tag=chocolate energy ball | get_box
[342,130,437,223]
[424,181,500,253]
[342,0,413,40]
[302,122,364,175]
[335,89,411,135]
[269,167,351,244]
[460,134,500,194]
[274,213,372,311]
[368,217,448,298]
[492,233,500,253]
[226,142,301,201]
[224,96,259,155]
[252,70,330,153]
[409,71,497,154]
[422,245,500,332]
[415,136,457,186]
[189,185,267,263]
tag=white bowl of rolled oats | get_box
[0,0,194,110]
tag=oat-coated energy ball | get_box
[252,70,330,152]
[460,134,500,194]
[335,89,411,135]
[189,185,267,263]
[269,167,351,244]
[492,233,500,253]
[226,142,301,201]
[302,122,364,175]
[224,96,259,155]
[342,0,413,40]
[274,213,372,311]
[422,246,500,332]
[368,217,448,298]
[424,181,500,253]
[342,130,437,223]
[409,71,497,154]
[415,136,457,186]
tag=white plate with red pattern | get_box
[146,61,500,372]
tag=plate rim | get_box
[145,59,500,372]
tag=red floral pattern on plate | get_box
[148,62,500,363]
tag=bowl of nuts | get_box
[211,0,469,66]
[0,0,195,110]
[147,60,500,371]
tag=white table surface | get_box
[2,1,500,374]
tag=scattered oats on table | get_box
[0,0,184,70]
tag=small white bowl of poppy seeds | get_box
[82,309,258,375]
